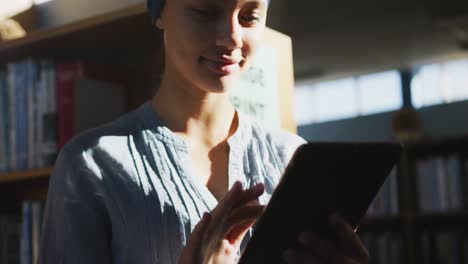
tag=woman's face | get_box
[157,0,268,93]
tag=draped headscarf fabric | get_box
[147,0,165,24]
[147,0,270,24]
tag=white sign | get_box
[229,45,280,128]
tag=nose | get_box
[216,15,243,50]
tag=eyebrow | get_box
[236,0,268,8]
[190,0,268,10]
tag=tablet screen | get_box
[239,142,402,264]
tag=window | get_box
[411,59,468,108]
[313,78,358,122]
[357,71,402,115]
[294,70,402,125]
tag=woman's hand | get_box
[283,213,369,264]
[179,181,265,264]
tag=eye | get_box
[239,13,262,26]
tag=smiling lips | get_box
[202,56,242,75]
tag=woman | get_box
[39,0,370,263]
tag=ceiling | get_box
[266,0,468,81]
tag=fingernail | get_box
[354,225,360,233]
[282,249,294,262]
[231,181,242,191]
[252,183,264,193]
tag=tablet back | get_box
[239,142,402,264]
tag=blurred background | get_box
[1,0,468,263]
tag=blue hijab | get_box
[147,0,165,24]
[147,0,269,24]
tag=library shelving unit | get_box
[404,137,468,263]
[0,3,162,209]
[356,136,468,264]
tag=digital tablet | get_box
[238,142,403,264]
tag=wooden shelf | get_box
[0,2,164,113]
[0,3,162,64]
[0,167,53,184]
[404,136,468,156]
[359,215,406,232]
[413,212,468,229]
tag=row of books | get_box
[359,232,405,264]
[417,155,466,212]
[0,59,127,173]
[421,231,468,264]
[0,201,43,264]
[366,167,399,217]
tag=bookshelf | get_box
[352,136,468,264]
[0,4,163,211]
[404,137,467,264]
[0,167,52,184]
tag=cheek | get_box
[165,25,205,71]
[241,30,263,64]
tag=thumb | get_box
[179,213,211,264]
[224,202,265,248]
[227,219,257,249]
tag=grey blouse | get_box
[38,101,306,264]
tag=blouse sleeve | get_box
[270,129,307,167]
[38,146,112,264]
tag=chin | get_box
[199,77,234,94]
[198,70,242,94]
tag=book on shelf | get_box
[25,60,39,171]
[56,61,126,150]
[0,201,44,264]
[417,155,464,213]
[20,202,32,264]
[360,232,405,264]
[7,62,18,171]
[2,59,52,172]
[0,212,22,263]
[465,158,468,210]
[421,231,467,264]
[0,58,128,174]
[447,155,463,210]
[38,60,57,168]
[31,203,42,264]
[0,68,7,173]
[366,166,399,217]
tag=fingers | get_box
[226,200,264,227]
[282,249,320,264]
[225,202,265,245]
[294,213,369,264]
[203,182,266,249]
[179,213,211,263]
[329,213,369,262]
[180,183,265,264]
[298,232,338,262]
[211,181,243,218]
[236,183,265,207]
[208,182,264,234]
[226,219,256,249]
[220,183,264,242]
